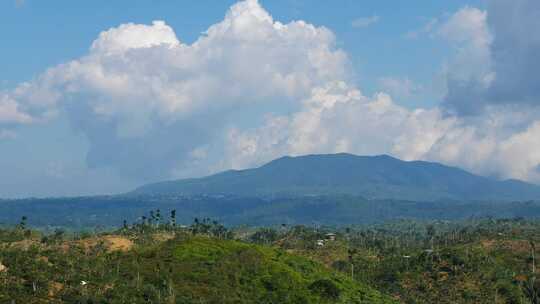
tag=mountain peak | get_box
[263,153,398,166]
[133,153,540,201]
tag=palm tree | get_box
[170,210,176,228]
[348,248,357,280]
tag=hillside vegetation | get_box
[3,195,540,229]
[0,220,394,303]
[2,215,540,303]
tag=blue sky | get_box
[2,0,540,198]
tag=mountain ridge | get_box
[132,153,540,202]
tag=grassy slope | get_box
[0,234,396,304]
[137,236,395,303]
[291,237,533,303]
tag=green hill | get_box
[133,153,540,201]
[0,233,396,304]
[160,236,394,303]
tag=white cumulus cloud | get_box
[351,15,380,28]
[0,94,33,124]
[1,0,349,180]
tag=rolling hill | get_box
[133,153,540,201]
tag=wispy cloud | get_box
[15,0,25,8]
[378,77,423,100]
[403,18,438,39]
[351,15,380,28]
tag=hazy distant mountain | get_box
[6,153,540,230]
[132,153,540,201]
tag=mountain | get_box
[3,154,540,229]
[132,153,540,201]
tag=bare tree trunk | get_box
[532,241,536,274]
[532,241,537,304]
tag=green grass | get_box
[0,231,396,303]
[146,236,397,303]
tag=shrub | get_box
[308,279,341,300]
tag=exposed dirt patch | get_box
[152,232,176,243]
[37,256,53,266]
[501,240,535,253]
[3,239,40,250]
[65,235,134,253]
[102,236,134,252]
[481,239,534,254]
[72,238,102,252]
[48,282,64,297]
[480,240,496,249]
[0,262,7,272]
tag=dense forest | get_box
[1,213,540,303]
[2,194,540,229]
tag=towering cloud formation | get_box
[486,0,540,107]
[439,6,494,115]
[1,0,349,180]
[441,1,540,115]
[430,1,540,181]
[2,0,540,189]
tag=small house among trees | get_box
[325,233,336,241]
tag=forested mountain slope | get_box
[134,153,540,201]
